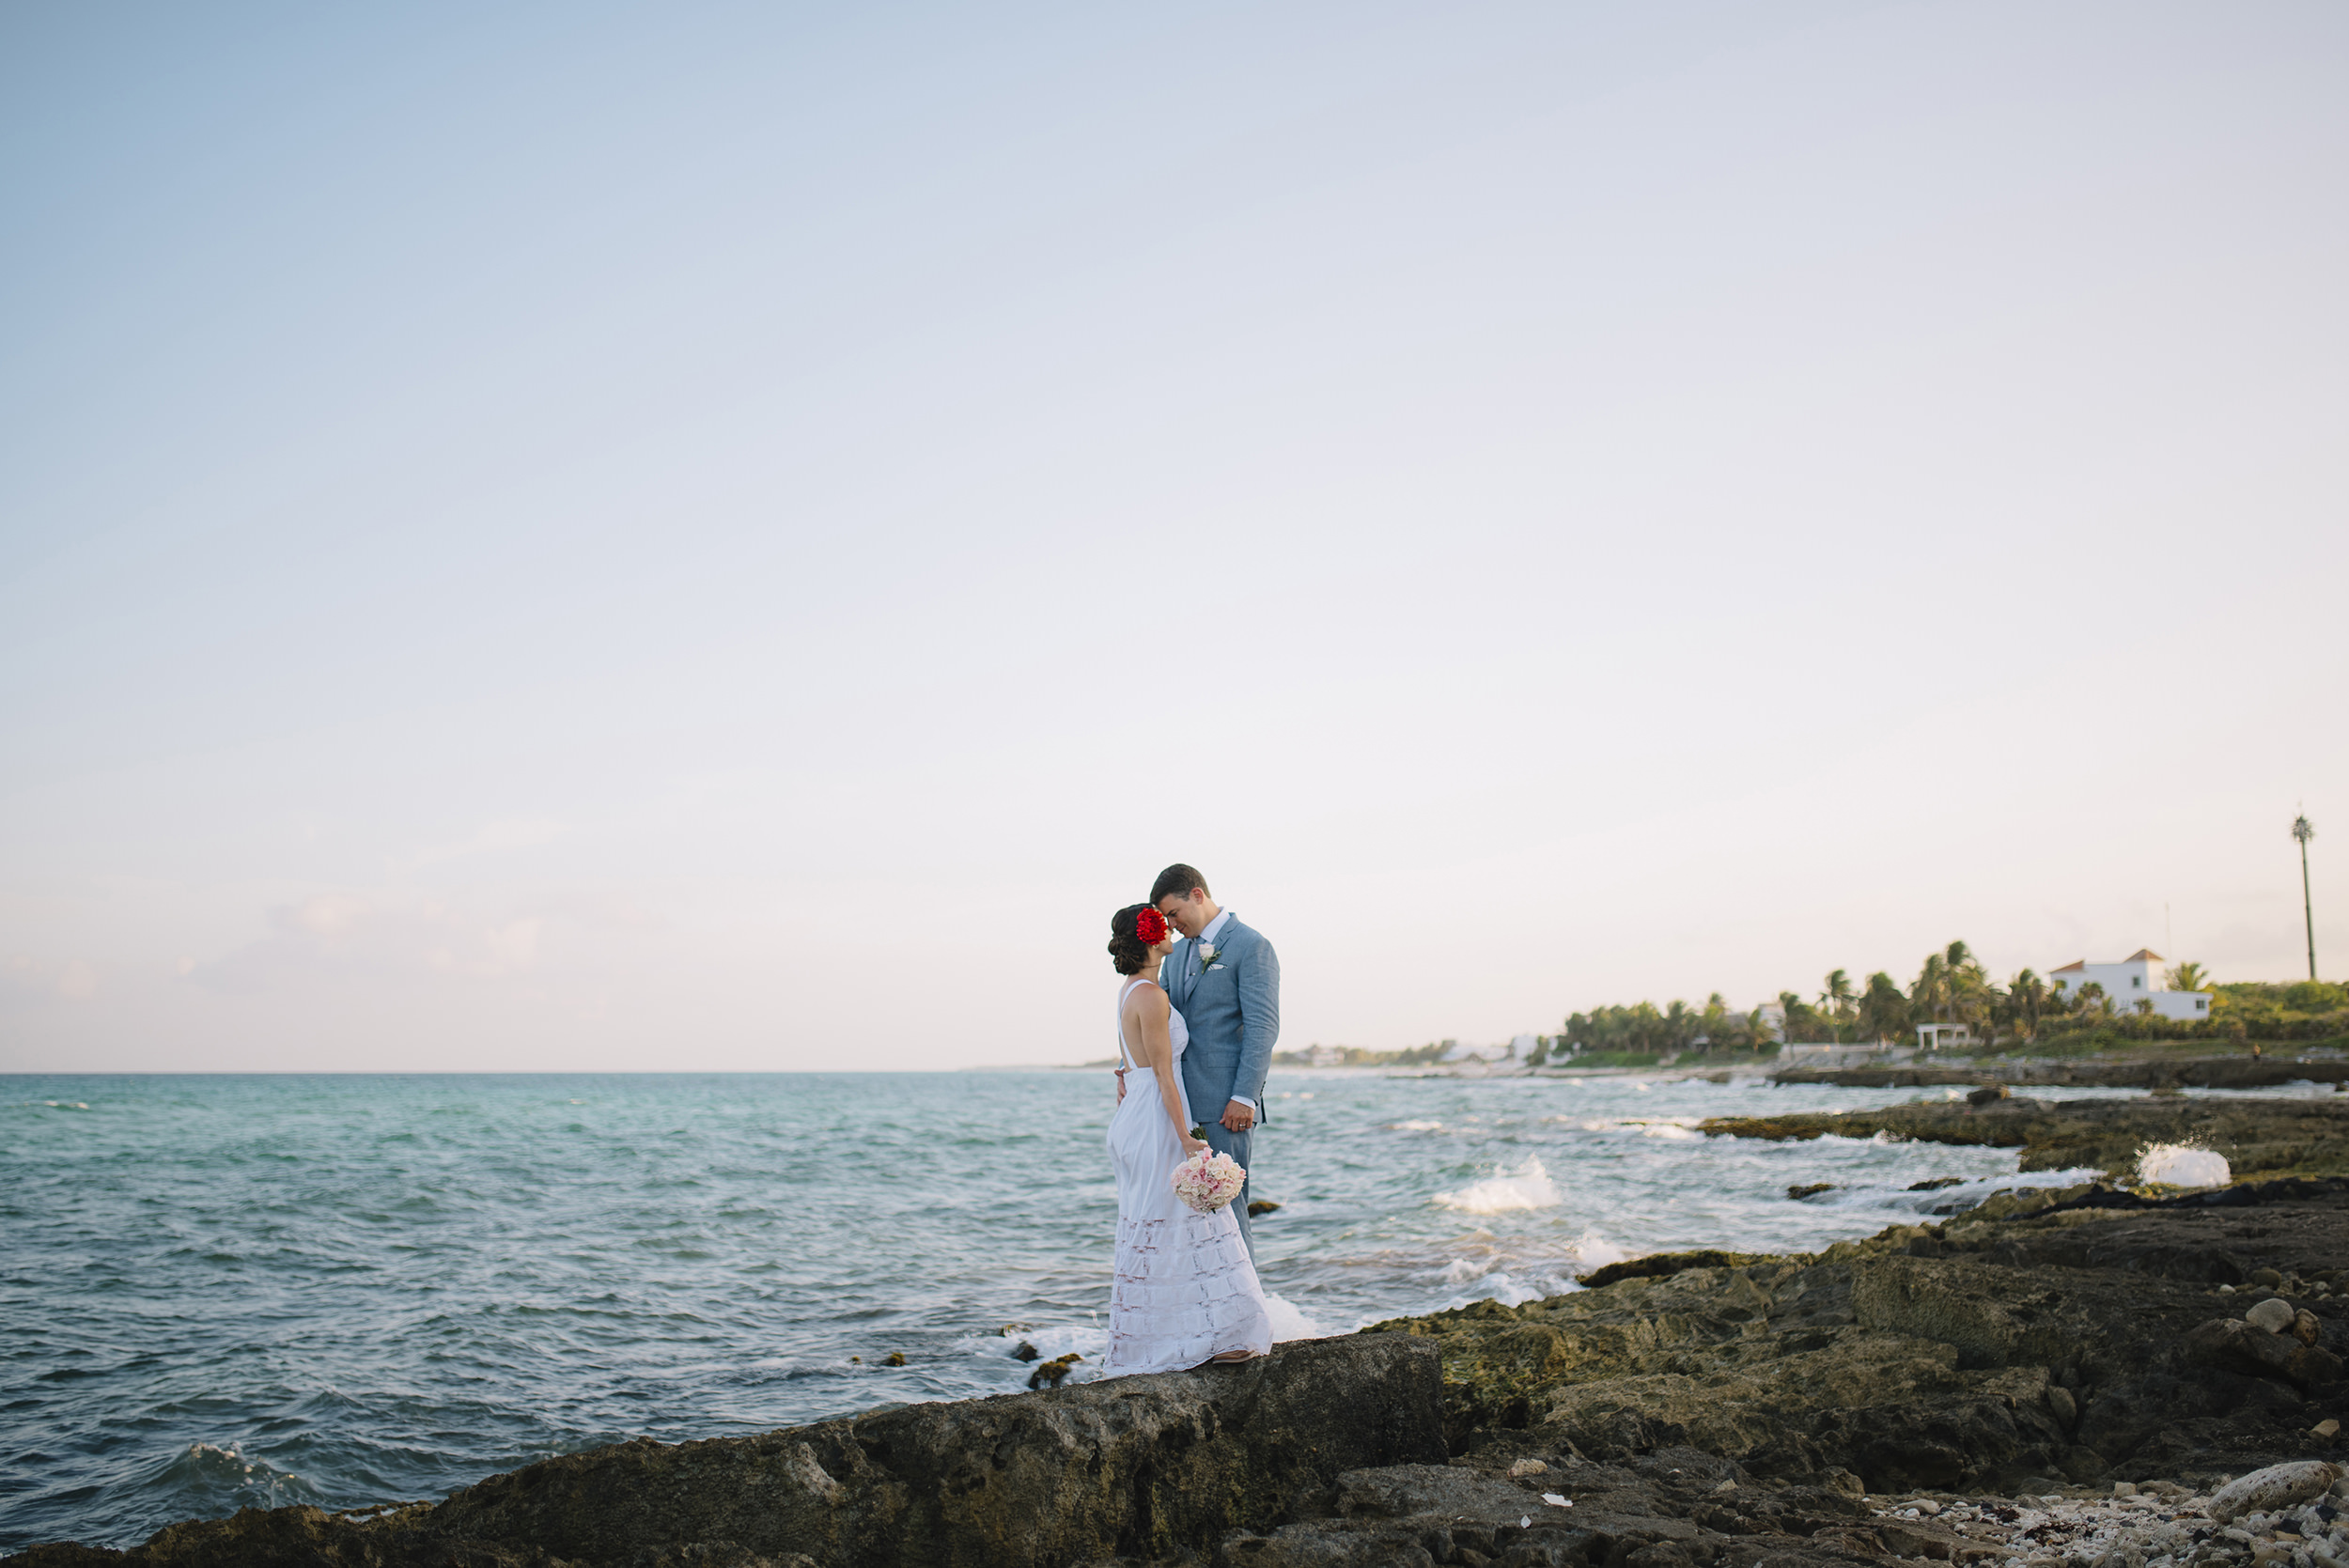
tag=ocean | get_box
[0,1068,2228,1551]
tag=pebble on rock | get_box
[2209,1461,2344,1524]
[2246,1297,2298,1334]
[1508,1459,1548,1478]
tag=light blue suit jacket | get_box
[1171,914,1280,1125]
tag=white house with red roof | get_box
[2048,949,2212,1021]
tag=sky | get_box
[2,1,2343,1072]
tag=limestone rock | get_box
[8,1336,1444,1568]
[2207,1459,2343,1523]
[2245,1296,2297,1333]
[2184,1316,2346,1386]
[1701,1094,2349,1182]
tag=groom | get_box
[1151,863,1279,1257]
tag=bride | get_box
[1101,903,1273,1374]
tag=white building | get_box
[1755,1001,1786,1041]
[1439,1038,1517,1063]
[1305,1044,1344,1067]
[2048,949,2212,1022]
[1916,1022,1978,1051]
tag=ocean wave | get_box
[1262,1292,1322,1342]
[1434,1157,1560,1214]
[3,1068,2088,1554]
[2139,1143,2229,1187]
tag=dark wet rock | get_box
[1964,1087,2007,1108]
[1027,1351,1081,1389]
[1770,1067,1986,1088]
[8,1335,1444,1567]
[2183,1317,2345,1385]
[1908,1178,1967,1192]
[1787,1184,1836,1201]
[1775,1058,2349,1092]
[1577,1251,1780,1289]
[1701,1094,2349,1180]
[23,1181,2349,1568]
[1012,1341,1041,1362]
[881,1351,907,1367]
[1370,1187,2349,1497]
[1248,1201,1282,1218]
[2015,1057,2349,1091]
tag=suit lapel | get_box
[1187,912,1228,1001]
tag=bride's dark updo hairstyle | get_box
[1107,904,1169,974]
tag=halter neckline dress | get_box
[1102,976,1273,1374]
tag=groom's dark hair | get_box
[1149,863,1209,906]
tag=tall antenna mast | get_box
[2293,812,2317,982]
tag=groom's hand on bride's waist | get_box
[1220,1100,1255,1133]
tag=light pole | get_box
[2294,814,2317,982]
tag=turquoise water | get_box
[1,1069,2149,1550]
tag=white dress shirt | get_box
[1191,910,1256,1114]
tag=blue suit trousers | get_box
[1200,1118,1254,1258]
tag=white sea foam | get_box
[1572,1230,1629,1275]
[1262,1292,1322,1342]
[1639,1121,1701,1141]
[2139,1143,2230,1187]
[1390,1119,1445,1132]
[1435,1157,1560,1214]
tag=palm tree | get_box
[1944,940,1993,1035]
[2009,969,2046,1041]
[1820,970,1858,1042]
[2167,961,2211,993]
[1911,952,1950,1023]
[1779,990,1805,1045]
[1858,971,1908,1044]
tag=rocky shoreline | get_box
[1699,1091,2349,1183]
[12,1099,2348,1568]
[1767,1057,2349,1093]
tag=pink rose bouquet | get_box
[1171,1147,1248,1215]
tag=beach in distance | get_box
[0,1066,2215,1552]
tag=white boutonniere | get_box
[1197,943,1220,971]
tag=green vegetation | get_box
[1273,966,2347,1075]
[1559,991,1773,1055]
[1561,939,2349,1056]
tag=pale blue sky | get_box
[3,1,2343,1070]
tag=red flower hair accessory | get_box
[1134,908,1169,945]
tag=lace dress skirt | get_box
[1102,1071,1273,1374]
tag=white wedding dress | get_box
[1102,977,1273,1374]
